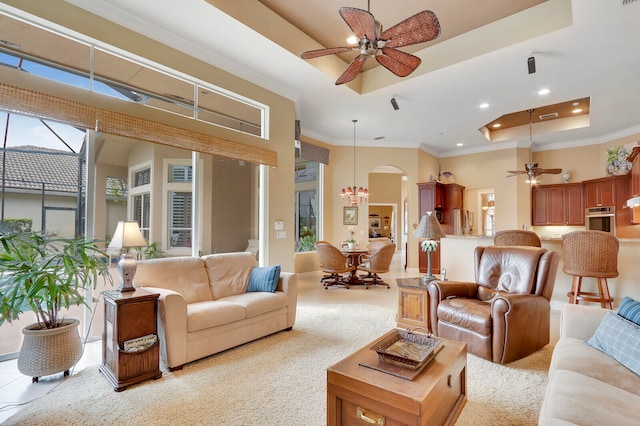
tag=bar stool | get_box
[562,231,618,309]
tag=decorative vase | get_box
[17,318,83,382]
[348,242,356,250]
[562,171,570,183]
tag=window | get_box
[294,160,320,251]
[169,164,192,183]
[134,168,151,187]
[133,193,150,241]
[169,191,192,248]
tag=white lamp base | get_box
[117,253,138,292]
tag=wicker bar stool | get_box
[562,231,618,309]
[494,230,541,247]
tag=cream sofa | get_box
[539,303,640,425]
[134,252,297,370]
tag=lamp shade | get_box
[413,213,446,240]
[108,221,147,249]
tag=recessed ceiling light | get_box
[440,132,447,136]
[538,88,550,95]
[492,123,501,128]
[480,103,489,109]
[572,108,583,114]
[346,35,358,44]
[572,101,580,106]
[456,143,464,146]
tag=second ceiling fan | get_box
[300,3,441,85]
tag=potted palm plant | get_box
[0,231,113,382]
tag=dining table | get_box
[340,248,368,286]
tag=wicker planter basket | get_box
[17,318,83,382]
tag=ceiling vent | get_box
[539,112,559,120]
[622,0,639,5]
[373,136,386,140]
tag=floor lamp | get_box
[413,212,446,283]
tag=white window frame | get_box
[129,161,153,241]
[163,158,200,255]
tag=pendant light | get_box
[340,119,369,206]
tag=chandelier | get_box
[340,119,369,206]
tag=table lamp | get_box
[108,221,147,292]
[413,212,446,283]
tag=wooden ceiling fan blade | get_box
[381,10,441,48]
[339,7,376,41]
[538,168,563,174]
[335,54,368,85]
[376,47,421,77]
[301,46,355,59]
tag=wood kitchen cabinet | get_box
[584,178,615,207]
[418,182,443,215]
[532,183,584,226]
[628,146,640,198]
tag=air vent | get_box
[622,0,639,5]
[539,112,559,120]
[373,136,385,140]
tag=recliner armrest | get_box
[428,280,479,301]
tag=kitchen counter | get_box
[440,234,639,310]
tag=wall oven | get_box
[585,206,615,235]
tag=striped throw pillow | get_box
[618,296,640,326]
[247,265,281,292]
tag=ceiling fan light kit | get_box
[301,6,441,85]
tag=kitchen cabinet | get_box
[628,146,640,198]
[417,182,443,215]
[531,183,584,226]
[417,182,465,275]
[584,179,615,207]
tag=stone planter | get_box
[18,318,83,382]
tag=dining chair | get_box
[315,241,355,289]
[356,243,396,289]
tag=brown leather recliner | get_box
[428,245,559,364]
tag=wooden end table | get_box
[327,330,467,426]
[99,288,162,391]
[396,277,432,333]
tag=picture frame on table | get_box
[343,207,358,225]
[369,217,381,229]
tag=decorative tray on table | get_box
[371,329,444,370]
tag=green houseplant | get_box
[0,231,113,381]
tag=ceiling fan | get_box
[506,109,562,183]
[300,4,441,85]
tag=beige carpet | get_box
[5,301,553,425]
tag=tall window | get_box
[166,162,193,250]
[130,164,152,241]
[133,193,150,240]
[294,160,319,251]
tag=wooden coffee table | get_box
[327,330,467,426]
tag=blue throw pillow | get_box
[618,296,640,326]
[585,311,640,376]
[247,265,281,292]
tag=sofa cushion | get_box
[135,257,212,303]
[540,369,640,425]
[247,265,281,292]
[186,301,247,333]
[586,311,640,376]
[618,296,640,326]
[202,252,257,299]
[550,336,640,395]
[220,292,289,319]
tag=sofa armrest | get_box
[141,286,188,369]
[276,272,298,328]
[560,303,608,340]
